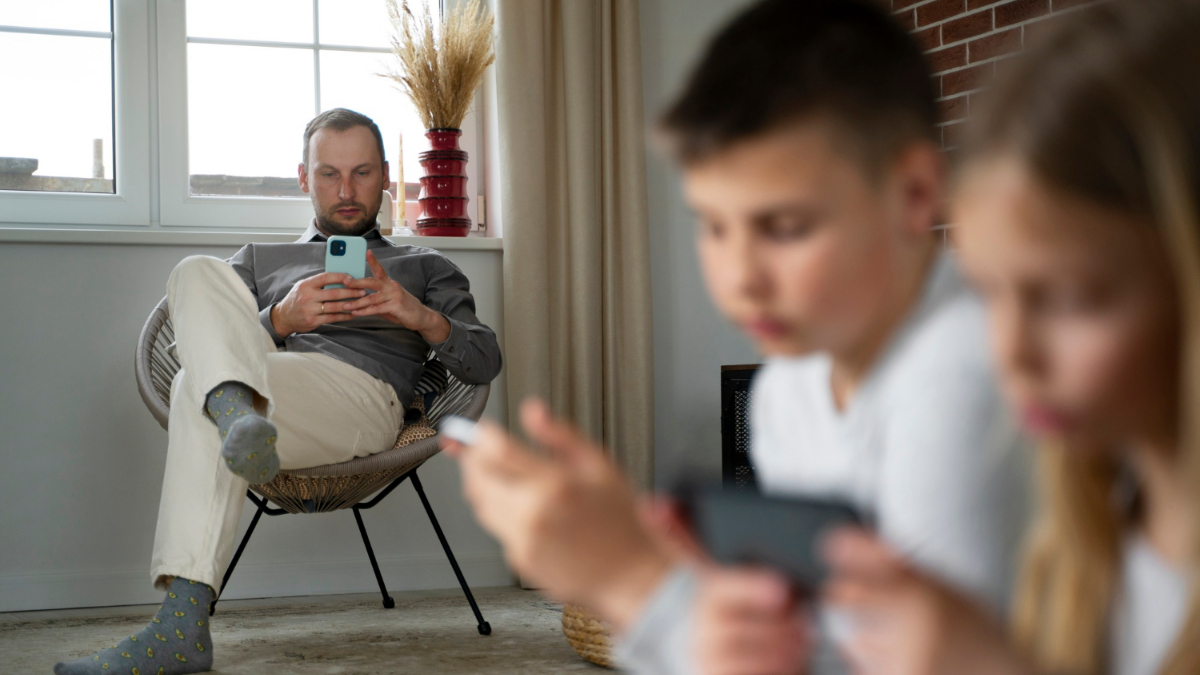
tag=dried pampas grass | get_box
[382,0,495,131]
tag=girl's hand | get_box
[694,567,813,675]
[822,529,1032,675]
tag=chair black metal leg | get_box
[353,506,395,609]
[211,498,265,616]
[410,471,491,636]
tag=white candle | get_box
[398,133,406,226]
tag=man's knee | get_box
[168,255,232,292]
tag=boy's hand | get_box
[342,250,451,343]
[443,398,674,630]
[638,494,706,563]
[694,567,812,675]
[822,530,1032,675]
[270,272,363,337]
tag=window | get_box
[0,2,115,194]
[158,0,482,231]
[0,0,150,227]
[183,0,431,199]
[0,0,486,235]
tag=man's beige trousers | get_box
[150,256,403,592]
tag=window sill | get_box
[0,226,504,251]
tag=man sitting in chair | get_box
[54,108,502,675]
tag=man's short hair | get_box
[659,0,937,172]
[302,108,387,170]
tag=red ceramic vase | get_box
[419,175,468,198]
[417,129,471,237]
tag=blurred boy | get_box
[448,1,1030,673]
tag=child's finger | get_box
[822,528,906,583]
[704,568,794,616]
[638,495,707,563]
[457,442,540,508]
[458,466,528,535]
[698,611,810,675]
[440,437,465,458]
[467,420,546,478]
[705,634,807,675]
[518,398,604,464]
[822,578,883,612]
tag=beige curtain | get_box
[493,0,654,488]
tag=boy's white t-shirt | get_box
[751,252,1030,608]
[615,252,1033,675]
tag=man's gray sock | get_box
[54,577,214,675]
[204,381,279,483]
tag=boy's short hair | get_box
[302,108,387,170]
[660,0,937,172]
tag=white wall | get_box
[639,0,759,487]
[0,240,510,613]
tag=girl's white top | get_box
[1111,535,1188,675]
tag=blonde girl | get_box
[821,1,1200,674]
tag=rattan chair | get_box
[135,296,492,635]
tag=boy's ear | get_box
[892,141,946,238]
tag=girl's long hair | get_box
[965,1,1200,673]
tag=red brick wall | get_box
[890,0,1101,149]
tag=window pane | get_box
[0,0,111,33]
[0,32,113,193]
[317,0,394,49]
[319,49,430,188]
[188,43,314,196]
[187,0,312,44]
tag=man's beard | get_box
[314,200,379,237]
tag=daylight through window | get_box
[0,2,115,194]
[185,0,436,199]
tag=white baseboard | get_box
[0,552,514,613]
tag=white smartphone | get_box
[440,416,479,445]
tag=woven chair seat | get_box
[135,296,488,515]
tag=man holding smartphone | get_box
[54,108,502,675]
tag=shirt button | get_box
[449,346,455,353]
[390,401,395,406]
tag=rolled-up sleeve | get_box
[422,258,502,384]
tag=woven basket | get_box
[562,603,615,668]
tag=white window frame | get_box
[0,0,489,239]
[0,0,151,227]
[155,0,484,231]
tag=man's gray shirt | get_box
[226,222,502,407]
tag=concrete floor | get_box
[1,586,606,674]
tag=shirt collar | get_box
[299,219,385,243]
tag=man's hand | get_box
[822,529,1032,675]
[442,398,675,631]
[271,272,365,338]
[342,250,451,343]
[695,567,812,675]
